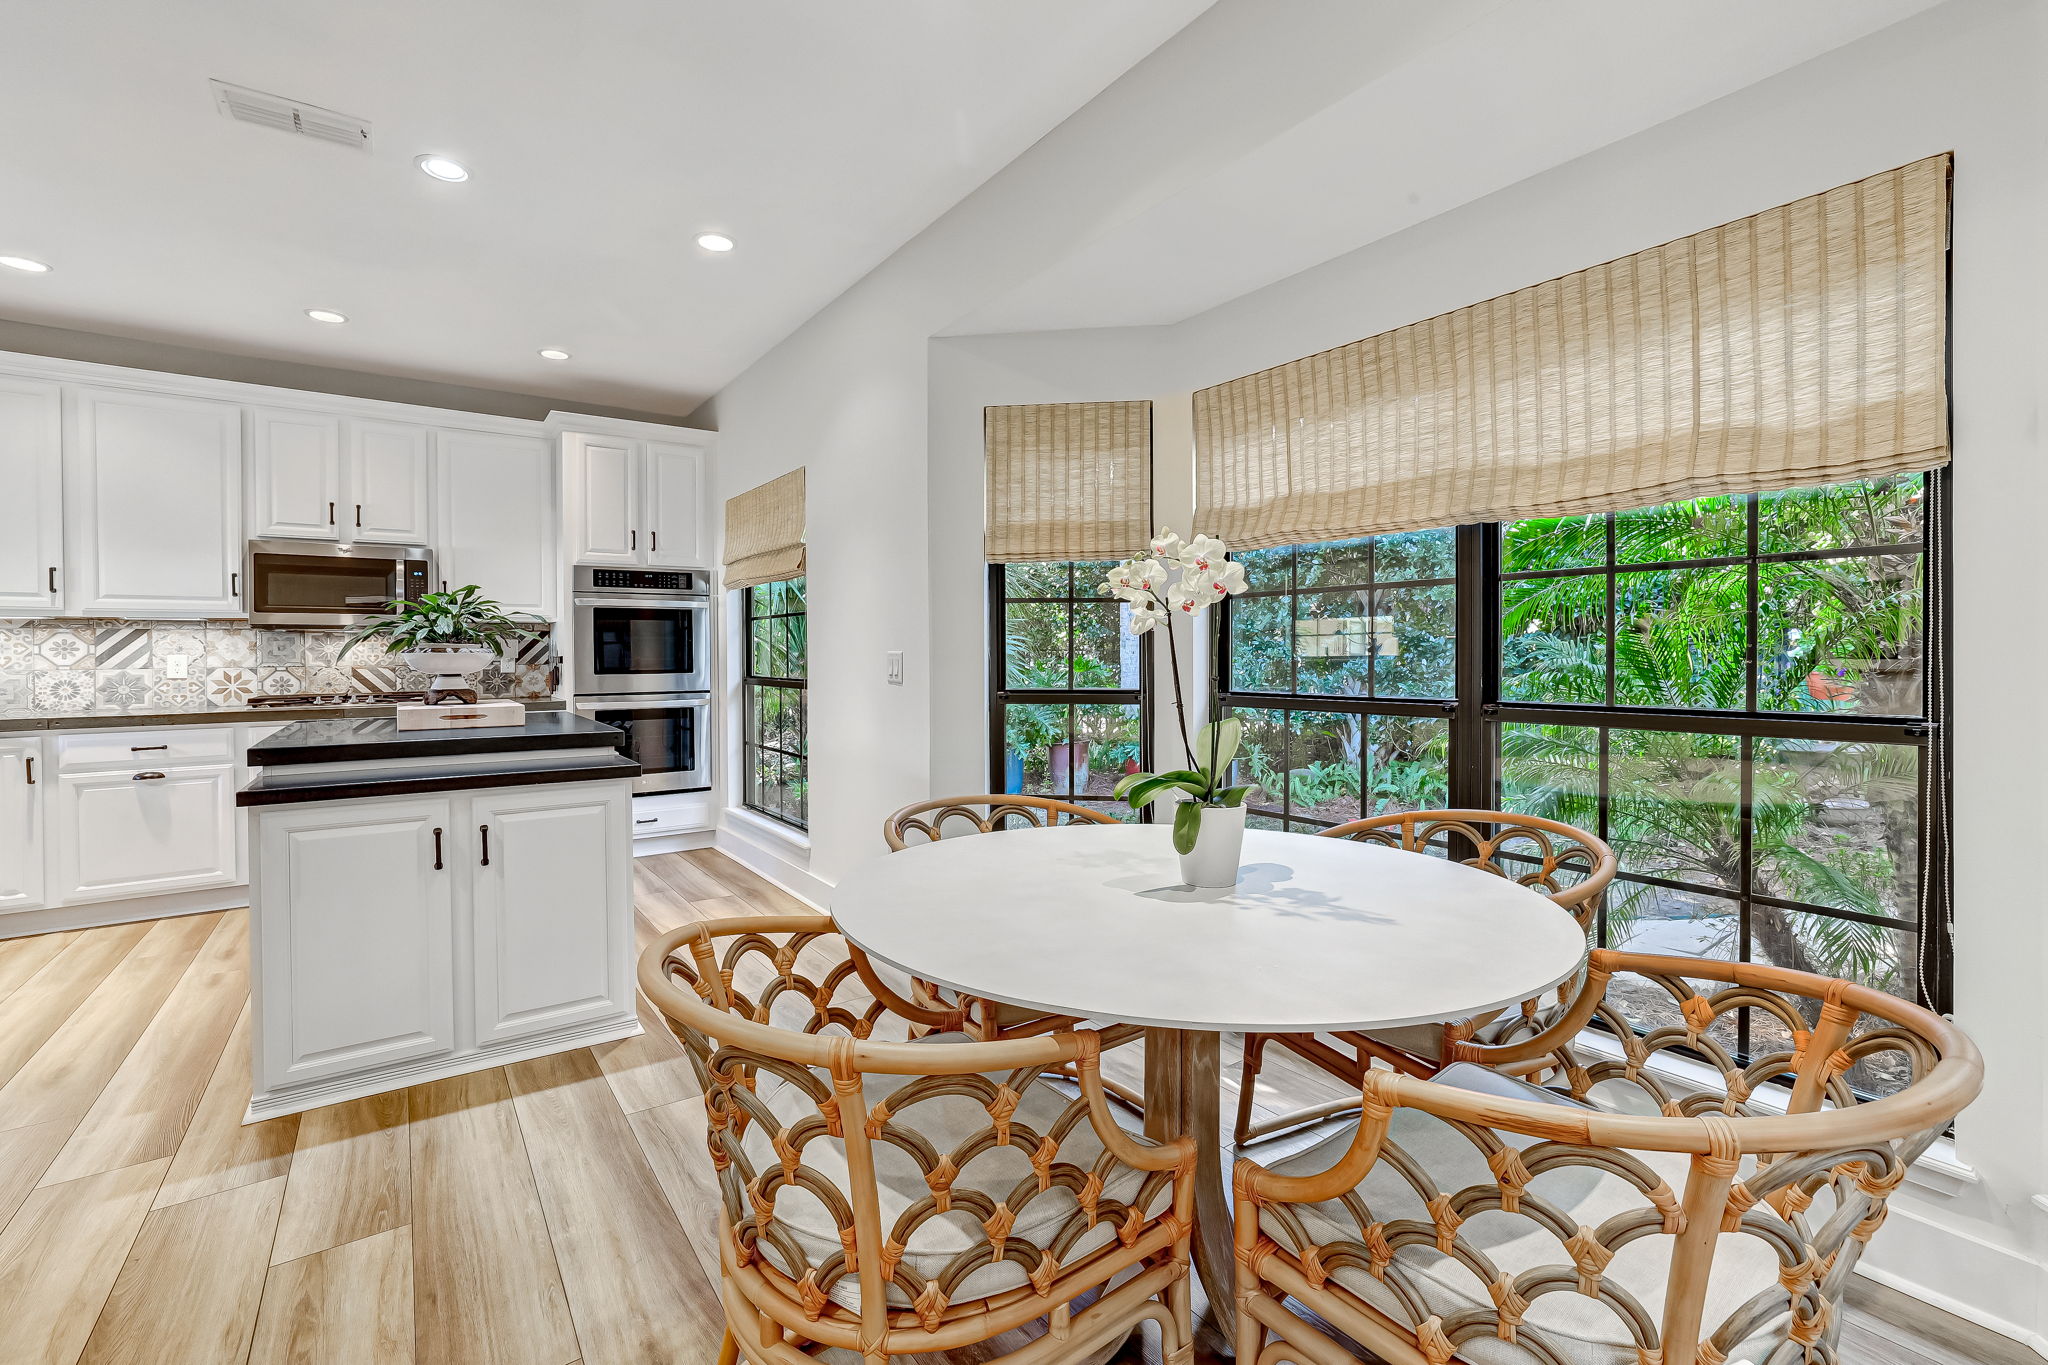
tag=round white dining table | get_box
[829,823,1590,1345]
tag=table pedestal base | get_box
[1145,1027,1234,1353]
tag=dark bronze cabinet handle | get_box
[634,816,657,825]
[629,529,636,550]
[47,566,57,593]
[479,824,490,866]
[131,744,168,752]
[355,504,363,527]
[231,571,241,596]
[650,531,658,553]
[328,501,335,525]
[432,826,444,870]
[24,757,33,785]
[132,771,166,781]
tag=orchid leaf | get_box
[1122,775,1208,808]
[1194,716,1242,778]
[1172,798,1204,855]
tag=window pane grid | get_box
[744,578,807,832]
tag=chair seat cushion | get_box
[1261,1064,1786,1364]
[737,1040,1154,1316]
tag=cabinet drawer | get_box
[53,763,238,903]
[57,726,235,772]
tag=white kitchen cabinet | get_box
[565,432,708,570]
[572,436,639,565]
[0,739,44,913]
[644,440,706,568]
[0,378,64,612]
[469,783,633,1045]
[248,407,343,540]
[252,412,432,548]
[67,386,243,617]
[52,762,238,903]
[254,798,457,1088]
[437,430,556,618]
[348,419,433,544]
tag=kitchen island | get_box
[238,712,641,1120]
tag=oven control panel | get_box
[583,568,695,591]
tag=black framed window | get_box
[1216,530,1457,832]
[988,561,1151,816]
[743,577,807,830]
[1217,472,1950,1020]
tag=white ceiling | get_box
[948,0,1947,336]
[0,0,1211,416]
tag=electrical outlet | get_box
[164,654,190,680]
[886,651,904,685]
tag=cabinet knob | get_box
[132,771,166,781]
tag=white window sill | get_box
[724,805,811,857]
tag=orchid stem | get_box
[1157,593,1199,774]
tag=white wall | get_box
[713,0,2048,1343]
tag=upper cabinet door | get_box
[0,378,63,612]
[572,436,639,565]
[68,387,244,617]
[248,408,342,541]
[347,419,432,545]
[437,430,556,619]
[643,441,706,569]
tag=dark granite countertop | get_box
[0,697,566,734]
[247,711,624,767]
[238,752,642,807]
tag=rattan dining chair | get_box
[1235,810,1616,1147]
[1233,949,1981,1365]
[638,913,1197,1365]
[881,795,1123,1044]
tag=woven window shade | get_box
[1194,154,1951,549]
[984,401,1152,563]
[723,467,805,590]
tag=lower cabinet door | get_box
[255,799,457,1087]
[469,783,632,1045]
[53,763,236,903]
[0,741,43,912]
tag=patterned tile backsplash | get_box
[0,619,557,713]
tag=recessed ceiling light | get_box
[538,348,571,361]
[415,154,469,182]
[305,308,348,324]
[0,255,50,273]
[695,233,735,252]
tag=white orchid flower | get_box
[1182,534,1230,574]
[1127,604,1168,635]
[1148,527,1188,563]
[1172,559,1248,611]
[1100,556,1171,602]
[1164,577,1207,615]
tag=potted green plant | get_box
[1101,529,1253,886]
[340,584,543,703]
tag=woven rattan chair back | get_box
[883,795,1118,852]
[1233,949,1982,1365]
[638,914,1196,1364]
[1317,808,1616,930]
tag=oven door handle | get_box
[574,700,708,716]
[571,596,708,610]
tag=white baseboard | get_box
[245,1012,642,1122]
[713,821,830,908]
[0,884,250,939]
[1852,1198,2048,1359]
[633,830,716,857]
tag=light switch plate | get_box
[164,654,190,679]
[886,651,904,685]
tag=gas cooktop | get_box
[244,692,430,709]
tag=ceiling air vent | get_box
[210,79,371,151]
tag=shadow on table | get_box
[1107,862,1391,924]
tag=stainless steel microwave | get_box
[245,539,433,627]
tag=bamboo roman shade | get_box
[1195,154,1952,549]
[723,467,806,589]
[984,401,1152,562]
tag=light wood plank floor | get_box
[0,849,1995,1364]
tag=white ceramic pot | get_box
[1178,802,1247,889]
[399,645,498,698]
